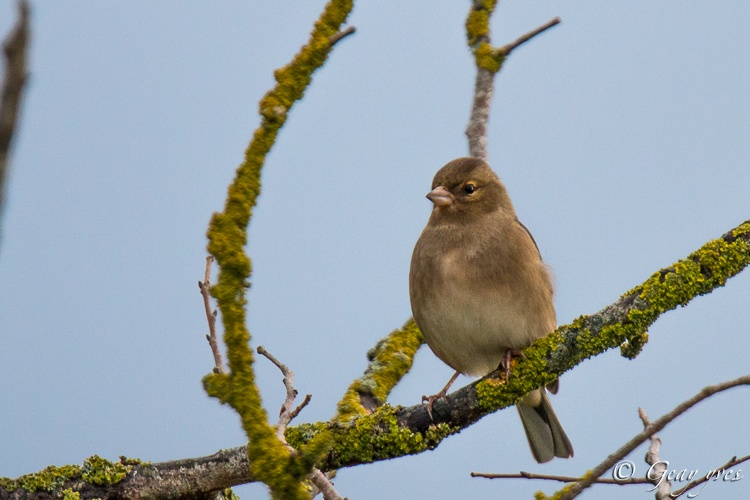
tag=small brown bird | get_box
[409,157,573,463]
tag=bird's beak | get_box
[426,186,453,207]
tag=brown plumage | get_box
[409,157,573,463]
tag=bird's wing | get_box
[515,218,542,259]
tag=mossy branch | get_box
[292,219,750,469]
[2,213,746,497]
[334,319,424,423]
[201,0,354,498]
[465,0,560,160]
[5,215,745,497]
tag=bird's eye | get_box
[464,183,476,194]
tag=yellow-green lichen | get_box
[619,331,648,359]
[203,1,354,499]
[61,488,81,500]
[14,464,82,493]
[618,228,750,359]
[636,235,749,312]
[288,406,458,469]
[335,319,424,423]
[0,477,16,491]
[286,421,330,448]
[118,456,148,466]
[473,224,750,416]
[223,488,241,500]
[474,328,570,413]
[465,0,505,73]
[465,10,490,47]
[732,221,750,239]
[474,44,505,73]
[81,455,130,486]
[293,430,335,477]
[575,224,750,362]
[535,480,575,500]
[330,405,445,467]
[465,0,497,47]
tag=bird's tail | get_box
[516,388,574,463]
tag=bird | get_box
[409,156,573,463]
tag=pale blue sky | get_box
[1,2,749,499]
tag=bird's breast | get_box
[412,248,538,376]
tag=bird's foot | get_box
[422,371,460,421]
[501,348,526,381]
[421,390,447,421]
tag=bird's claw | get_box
[422,392,446,421]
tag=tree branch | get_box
[673,453,750,498]
[470,470,649,485]
[502,17,560,54]
[0,0,30,245]
[638,408,671,499]
[293,220,750,470]
[3,220,747,498]
[464,0,560,160]
[199,256,225,373]
[257,346,345,500]
[201,0,354,497]
[334,319,423,422]
[329,25,356,46]
[557,373,750,499]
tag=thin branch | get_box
[202,2,354,495]
[638,407,671,499]
[257,345,345,500]
[308,469,346,500]
[500,17,560,53]
[673,454,750,498]
[329,26,356,46]
[466,67,494,161]
[198,256,225,373]
[256,345,303,440]
[558,374,750,499]
[0,0,30,245]
[289,393,312,421]
[470,471,649,485]
[464,7,561,160]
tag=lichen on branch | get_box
[3,219,747,497]
[335,319,424,423]
[202,1,354,498]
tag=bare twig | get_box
[673,454,750,498]
[465,12,560,160]
[638,408,670,500]
[309,469,346,500]
[199,256,225,373]
[471,471,648,485]
[0,0,30,244]
[330,26,356,46]
[290,393,312,422]
[558,374,750,499]
[500,17,560,54]
[257,345,345,500]
[256,345,303,439]
[474,377,750,499]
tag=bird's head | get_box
[426,157,515,221]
